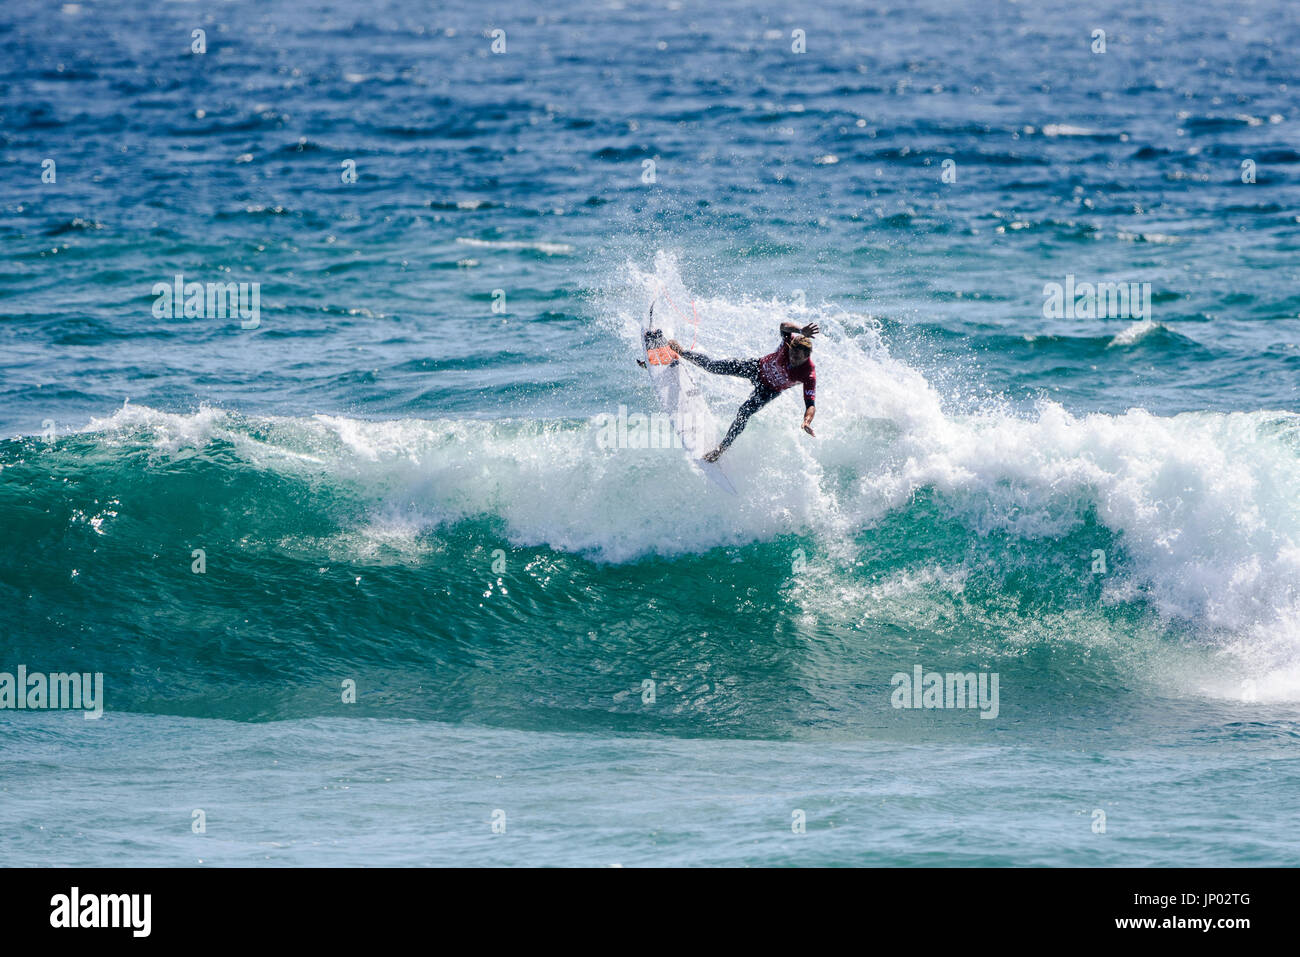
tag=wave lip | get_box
[1107,319,1169,347]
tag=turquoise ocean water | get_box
[2,0,1299,865]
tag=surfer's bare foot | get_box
[703,448,723,463]
[667,339,683,353]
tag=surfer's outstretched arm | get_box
[800,366,816,437]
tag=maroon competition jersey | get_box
[758,342,816,406]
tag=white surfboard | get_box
[640,306,738,495]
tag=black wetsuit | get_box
[676,352,780,451]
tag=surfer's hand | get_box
[667,339,683,353]
[800,323,820,337]
[703,448,723,462]
[636,359,647,368]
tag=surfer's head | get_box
[789,335,813,365]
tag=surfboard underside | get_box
[640,321,738,495]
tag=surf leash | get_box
[656,284,700,352]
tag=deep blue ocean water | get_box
[1,0,1298,865]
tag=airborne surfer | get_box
[664,321,818,461]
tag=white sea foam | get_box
[454,237,573,255]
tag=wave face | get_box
[4,260,1298,733]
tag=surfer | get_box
[666,322,818,461]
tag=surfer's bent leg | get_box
[677,351,759,380]
[718,387,777,451]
